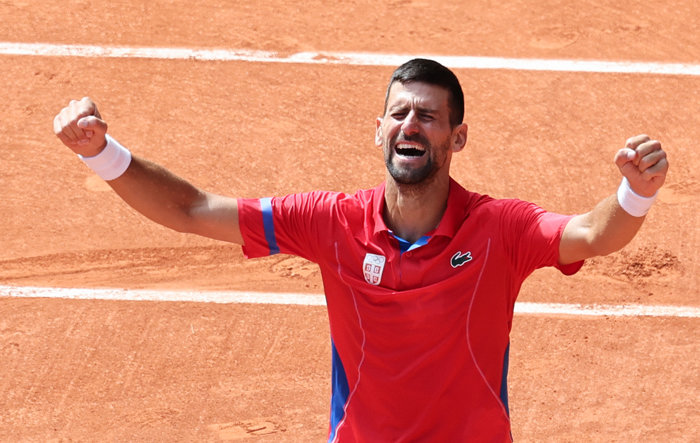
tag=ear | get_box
[451,123,468,153]
[375,117,384,147]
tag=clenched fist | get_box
[53,97,108,157]
[614,134,669,198]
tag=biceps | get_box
[188,192,243,244]
[558,213,595,265]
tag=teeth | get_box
[395,143,425,158]
[396,143,424,151]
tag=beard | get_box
[384,132,447,185]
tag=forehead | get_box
[385,81,450,111]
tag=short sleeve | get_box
[237,191,342,262]
[498,199,584,278]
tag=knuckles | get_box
[626,134,650,148]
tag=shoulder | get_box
[449,176,546,217]
[469,194,544,218]
[458,193,551,238]
[272,189,345,210]
[271,185,381,220]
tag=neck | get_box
[383,173,451,243]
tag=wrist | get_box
[78,134,132,181]
[616,177,657,217]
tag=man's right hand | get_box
[53,97,108,157]
[52,97,245,245]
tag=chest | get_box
[331,228,501,292]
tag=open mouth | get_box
[395,143,425,157]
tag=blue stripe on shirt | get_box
[260,197,280,255]
[329,339,350,442]
[500,342,510,417]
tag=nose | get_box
[401,110,420,136]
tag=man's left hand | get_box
[614,134,669,197]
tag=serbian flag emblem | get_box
[363,253,386,286]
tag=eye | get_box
[391,111,407,120]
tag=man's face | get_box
[376,81,466,185]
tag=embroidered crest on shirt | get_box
[363,253,386,285]
[450,251,472,268]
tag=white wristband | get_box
[617,177,657,217]
[78,134,132,181]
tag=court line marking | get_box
[1,43,696,317]
[1,285,698,318]
[1,42,700,76]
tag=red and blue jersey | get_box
[238,178,583,442]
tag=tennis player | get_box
[54,58,668,442]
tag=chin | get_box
[387,165,438,186]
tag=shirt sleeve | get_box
[498,199,584,278]
[237,191,341,262]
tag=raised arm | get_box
[53,97,243,245]
[558,134,668,265]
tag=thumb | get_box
[74,116,108,154]
[77,115,107,134]
[614,147,640,177]
[614,147,636,169]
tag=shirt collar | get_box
[371,177,470,239]
[371,181,389,236]
[433,178,470,238]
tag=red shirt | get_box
[238,178,582,442]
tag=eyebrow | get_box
[388,103,440,115]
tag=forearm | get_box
[105,155,243,243]
[106,155,206,234]
[568,194,646,259]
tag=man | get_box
[54,59,668,442]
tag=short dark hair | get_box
[383,58,465,127]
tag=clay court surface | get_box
[1,0,699,441]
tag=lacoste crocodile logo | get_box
[450,251,472,268]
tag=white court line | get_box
[0,285,698,318]
[2,42,697,317]
[1,42,700,76]
[0,285,326,306]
